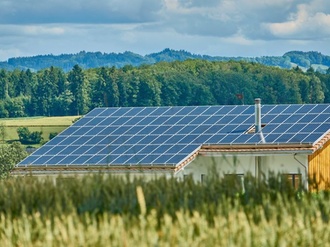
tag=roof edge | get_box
[312,131,330,152]
[202,143,314,150]
[12,165,175,175]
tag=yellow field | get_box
[0,116,80,144]
[0,116,79,126]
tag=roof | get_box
[16,104,330,172]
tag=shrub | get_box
[0,142,27,178]
[49,132,58,140]
[17,127,43,144]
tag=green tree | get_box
[4,97,26,117]
[94,67,119,107]
[0,142,27,179]
[0,69,9,100]
[68,65,89,115]
[17,127,43,144]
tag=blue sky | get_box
[0,0,330,61]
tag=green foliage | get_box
[17,127,43,144]
[0,142,27,178]
[0,58,330,118]
[48,132,58,140]
[0,124,6,144]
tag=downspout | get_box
[294,153,308,190]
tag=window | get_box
[282,174,302,189]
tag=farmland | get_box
[1,173,330,246]
[0,116,79,145]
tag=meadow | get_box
[1,173,330,246]
[0,116,79,145]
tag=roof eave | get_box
[12,165,176,175]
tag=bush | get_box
[17,127,43,144]
[49,132,58,140]
[0,142,28,178]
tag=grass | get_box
[1,173,330,246]
[0,116,79,145]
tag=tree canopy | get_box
[0,59,329,118]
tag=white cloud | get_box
[0,0,330,61]
[265,2,330,39]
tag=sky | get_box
[0,0,330,61]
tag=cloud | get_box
[264,1,330,40]
[0,0,162,24]
[0,0,330,61]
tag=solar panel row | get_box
[18,104,330,167]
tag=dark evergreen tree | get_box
[68,65,89,115]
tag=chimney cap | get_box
[255,98,261,104]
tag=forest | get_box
[0,59,330,118]
[1,49,330,72]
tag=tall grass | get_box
[1,173,330,246]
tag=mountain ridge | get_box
[1,48,329,72]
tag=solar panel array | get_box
[18,104,330,167]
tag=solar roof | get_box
[17,104,330,167]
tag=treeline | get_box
[1,49,330,72]
[0,59,329,118]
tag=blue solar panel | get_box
[86,126,105,135]
[19,155,39,165]
[87,108,106,116]
[268,105,289,114]
[139,144,158,154]
[229,106,247,115]
[314,114,330,123]
[86,117,104,126]
[310,104,329,113]
[112,108,131,116]
[71,126,93,136]
[125,135,144,145]
[218,116,236,124]
[61,126,79,135]
[151,135,171,144]
[124,145,145,154]
[153,155,173,164]
[282,105,301,114]
[17,104,330,169]
[113,154,132,165]
[34,156,52,164]
[164,125,184,135]
[203,107,221,115]
[296,104,315,113]
[85,155,106,165]
[72,146,93,155]
[233,134,253,143]
[125,107,144,116]
[48,156,65,164]
[71,155,93,164]
[189,106,209,115]
[98,108,119,116]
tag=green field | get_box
[0,174,329,246]
[0,116,80,145]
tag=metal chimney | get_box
[255,98,261,133]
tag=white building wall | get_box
[176,153,309,184]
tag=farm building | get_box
[15,99,330,190]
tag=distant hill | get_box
[0,48,329,73]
